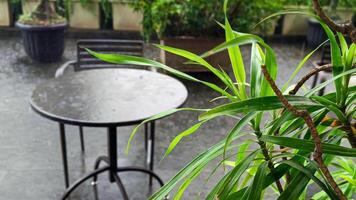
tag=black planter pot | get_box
[16,22,67,62]
[307,19,327,48]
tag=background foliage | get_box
[131,0,355,40]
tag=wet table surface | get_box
[30,69,188,127]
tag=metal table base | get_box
[59,124,163,200]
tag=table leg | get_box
[78,126,85,152]
[92,156,129,200]
[148,121,155,186]
[61,166,110,200]
[59,123,69,188]
[144,123,148,151]
[108,126,117,182]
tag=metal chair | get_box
[55,39,157,185]
[311,43,332,95]
[56,39,145,77]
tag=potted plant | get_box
[16,0,67,62]
[111,0,142,31]
[89,0,356,199]
[0,0,11,26]
[131,0,282,72]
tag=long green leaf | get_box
[244,162,268,200]
[261,135,356,157]
[199,96,320,121]
[254,10,317,30]
[337,32,348,57]
[311,96,347,123]
[278,135,342,200]
[223,112,256,160]
[320,22,343,103]
[200,34,263,58]
[223,1,247,99]
[163,121,205,159]
[155,44,238,96]
[87,49,235,100]
[306,68,356,97]
[279,160,338,200]
[124,108,207,153]
[207,150,259,200]
[282,40,329,91]
[250,43,263,98]
[149,133,247,200]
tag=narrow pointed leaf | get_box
[223,112,257,159]
[260,135,356,157]
[199,96,320,121]
[279,160,338,200]
[163,121,205,159]
[245,162,268,200]
[87,49,235,100]
[125,108,207,153]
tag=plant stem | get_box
[312,0,356,43]
[261,64,347,200]
[254,130,284,194]
[289,64,332,95]
[343,123,356,148]
[273,127,291,184]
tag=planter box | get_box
[69,0,100,29]
[112,1,142,31]
[160,37,230,72]
[282,6,354,35]
[0,0,11,26]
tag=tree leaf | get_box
[223,112,256,160]
[311,96,347,123]
[278,160,338,200]
[125,108,207,153]
[199,96,320,121]
[244,162,269,200]
[306,68,356,97]
[149,133,247,200]
[163,121,205,159]
[319,22,343,103]
[207,150,259,200]
[282,40,329,91]
[223,3,247,99]
[87,48,235,100]
[250,42,263,98]
[260,135,356,157]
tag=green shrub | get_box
[132,0,284,40]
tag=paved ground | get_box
[0,36,324,200]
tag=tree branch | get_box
[261,65,346,200]
[255,130,284,193]
[312,0,356,43]
[289,64,332,95]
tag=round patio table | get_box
[30,68,188,200]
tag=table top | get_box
[30,69,188,127]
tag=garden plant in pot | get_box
[16,0,67,62]
[88,0,356,199]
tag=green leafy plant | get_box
[131,0,283,40]
[88,0,356,199]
